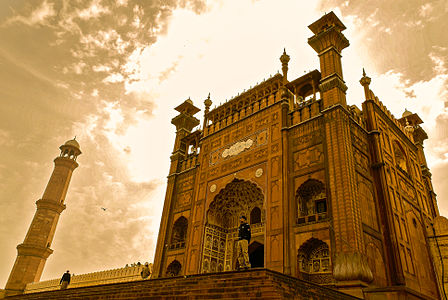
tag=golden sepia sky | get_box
[0,0,447,286]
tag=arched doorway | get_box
[249,241,264,268]
[202,178,264,273]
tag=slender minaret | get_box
[4,139,81,296]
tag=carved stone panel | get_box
[270,234,282,262]
[271,206,281,229]
[192,225,200,246]
[188,249,198,273]
[209,129,268,166]
[271,156,280,178]
[354,147,369,174]
[292,131,322,150]
[293,144,324,171]
[272,123,280,141]
[271,180,280,203]
[194,201,204,223]
[176,191,192,208]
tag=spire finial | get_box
[359,67,372,100]
[280,48,290,84]
[360,67,371,87]
[204,93,212,112]
[74,136,76,140]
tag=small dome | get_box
[186,98,193,105]
[64,139,80,149]
[402,109,412,118]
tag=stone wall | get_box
[23,264,152,294]
[429,216,448,299]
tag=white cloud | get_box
[77,0,111,20]
[103,73,124,83]
[4,0,56,27]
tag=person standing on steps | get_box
[59,270,71,290]
[237,215,251,270]
[140,262,151,279]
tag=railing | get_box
[169,241,186,250]
[179,154,198,172]
[297,212,328,226]
[290,99,321,125]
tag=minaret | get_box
[153,99,200,278]
[5,139,81,296]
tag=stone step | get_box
[7,269,359,300]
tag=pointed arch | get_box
[393,140,408,173]
[166,260,182,277]
[250,207,261,224]
[207,178,264,228]
[203,178,265,274]
[297,238,332,284]
[170,216,188,249]
[296,179,327,224]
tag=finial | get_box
[74,136,77,140]
[359,67,371,89]
[280,48,290,84]
[204,93,212,111]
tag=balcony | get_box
[297,212,328,226]
[168,242,185,250]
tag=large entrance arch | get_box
[202,178,264,273]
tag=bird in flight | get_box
[101,207,107,211]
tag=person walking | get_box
[237,215,251,270]
[59,270,71,290]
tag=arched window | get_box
[297,84,314,103]
[298,238,332,283]
[171,216,188,248]
[296,179,326,224]
[166,260,182,277]
[393,141,408,173]
[250,207,261,224]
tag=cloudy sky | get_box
[0,0,446,286]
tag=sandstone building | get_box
[152,12,444,299]
[3,11,446,300]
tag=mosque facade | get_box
[152,12,444,299]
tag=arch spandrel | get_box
[206,173,267,210]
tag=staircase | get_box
[6,269,360,299]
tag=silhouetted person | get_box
[59,270,71,290]
[140,262,151,279]
[237,216,251,270]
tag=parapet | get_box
[24,264,153,294]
